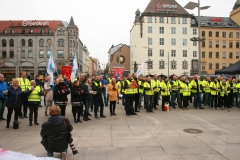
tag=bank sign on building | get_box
[130,0,198,76]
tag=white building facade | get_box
[130,0,199,76]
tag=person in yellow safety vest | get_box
[132,73,140,112]
[18,71,31,119]
[26,80,43,126]
[170,75,182,109]
[216,76,222,109]
[160,77,171,111]
[144,76,155,112]
[107,76,113,84]
[236,78,240,108]
[219,79,229,110]
[137,75,144,110]
[179,76,185,105]
[232,78,238,107]
[210,77,220,109]
[226,77,234,107]
[180,78,192,110]
[123,74,137,116]
[202,76,211,107]
[153,74,160,110]
[116,77,122,104]
[121,77,126,107]
[190,75,204,109]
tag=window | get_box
[229,32,233,38]
[47,39,52,47]
[236,42,239,48]
[182,18,187,24]
[148,48,152,56]
[193,51,197,57]
[236,32,240,38]
[159,17,164,23]
[57,51,64,58]
[2,51,6,58]
[28,39,33,47]
[148,26,152,33]
[222,52,226,58]
[39,51,44,58]
[171,17,176,24]
[182,60,188,69]
[171,27,176,34]
[183,39,187,46]
[183,28,187,34]
[21,39,25,46]
[222,63,226,68]
[39,39,44,47]
[202,52,205,58]
[202,41,205,47]
[28,51,33,58]
[160,50,164,57]
[229,63,233,66]
[223,32,226,37]
[57,30,64,35]
[183,50,187,57]
[229,42,233,48]
[202,31,205,37]
[216,52,219,58]
[171,38,176,45]
[147,61,153,69]
[69,50,75,58]
[2,39,6,47]
[47,51,51,58]
[236,52,239,59]
[9,51,14,58]
[159,27,164,34]
[159,60,165,69]
[193,41,197,46]
[216,41,219,48]
[209,63,212,69]
[216,63,219,69]
[216,32,219,37]
[171,50,176,57]
[148,38,152,45]
[209,52,212,58]
[171,61,177,69]
[223,41,226,48]
[69,40,75,47]
[58,39,64,47]
[202,63,206,70]
[148,17,152,23]
[209,41,212,48]
[159,38,164,45]
[229,52,233,59]
[193,29,197,35]
[9,39,14,47]
[209,31,212,37]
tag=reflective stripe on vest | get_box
[18,78,30,91]
[94,81,102,87]
[144,82,153,95]
[28,86,41,101]
[124,80,134,94]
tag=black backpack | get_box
[13,121,21,129]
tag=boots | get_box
[29,122,32,126]
[45,111,48,116]
[6,121,10,128]
[34,121,39,125]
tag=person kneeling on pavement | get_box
[40,105,78,160]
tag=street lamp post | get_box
[184,1,210,75]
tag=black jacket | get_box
[40,116,73,152]
[71,86,83,105]
[53,84,70,104]
[82,84,92,99]
[92,80,102,96]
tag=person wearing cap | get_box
[160,77,171,111]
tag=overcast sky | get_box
[0,0,236,65]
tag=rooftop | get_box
[196,16,239,28]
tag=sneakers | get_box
[61,152,67,160]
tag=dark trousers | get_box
[183,96,189,108]
[0,98,6,119]
[233,92,238,106]
[84,98,91,118]
[145,95,153,111]
[122,93,125,106]
[7,107,19,124]
[153,92,159,108]
[211,95,218,108]
[93,95,104,116]
[180,93,183,103]
[20,93,28,116]
[219,95,228,108]
[217,94,221,107]
[125,95,133,114]
[162,96,170,111]
[134,94,139,111]
[29,104,39,122]
[110,101,116,114]
[59,105,67,116]
[193,92,202,108]
[171,91,182,108]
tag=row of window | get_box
[147,60,188,70]
[3,28,52,35]
[1,51,76,59]
[147,17,188,24]
[203,41,239,48]
[148,27,197,35]
[202,31,240,38]
[147,49,198,58]
[148,38,193,46]
[202,63,232,70]
[202,52,240,59]
[1,39,76,47]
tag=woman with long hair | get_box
[44,76,53,116]
[107,78,119,116]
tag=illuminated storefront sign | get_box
[22,20,49,26]
[156,2,178,12]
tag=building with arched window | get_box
[0,17,90,80]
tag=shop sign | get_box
[22,20,49,26]
[156,2,178,12]
[209,18,223,22]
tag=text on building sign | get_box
[156,2,178,11]
[209,18,223,22]
[22,20,49,26]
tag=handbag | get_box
[13,121,21,129]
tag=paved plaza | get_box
[1,101,240,160]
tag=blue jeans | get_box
[102,90,107,105]
[145,95,153,111]
[0,98,6,119]
[138,93,143,109]
[47,149,68,157]
[171,91,181,108]
[193,92,202,108]
[84,98,91,117]
[204,92,211,106]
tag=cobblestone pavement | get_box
[1,100,240,160]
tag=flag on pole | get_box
[47,51,55,85]
[71,54,78,82]
[136,62,145,78]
